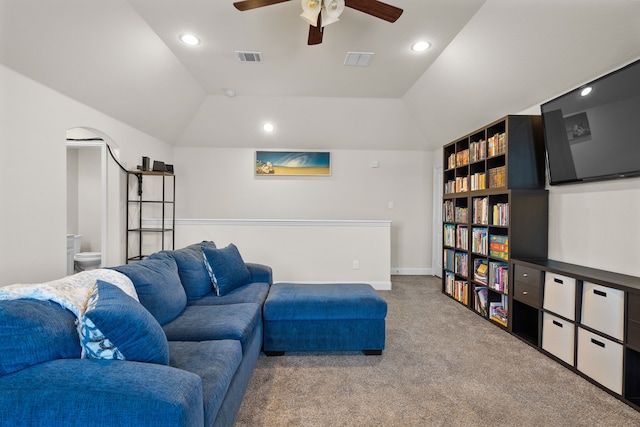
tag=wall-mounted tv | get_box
[541,58,640,185]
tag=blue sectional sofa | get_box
[0,241,272,427]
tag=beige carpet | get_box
[235,276,640,426]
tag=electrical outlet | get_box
[388,201,394,209]
[353,260,359,269]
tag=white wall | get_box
[0,64,174,286]
[516,103,640,278]
[173,147,432,274]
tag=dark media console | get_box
[511,258,640,409]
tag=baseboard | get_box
[390,268,433,276]
[278,280,392,291]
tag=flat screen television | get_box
[541,58,640,185]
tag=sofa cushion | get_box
[189,282,271,307]
[202,244,251,296]
[0,359,204,427]
[78,280,169,365]
[162,303,261,354]
[164,241,217,301]
[0,299,80,377]
[110,252,186,325]
[169,340,242,427]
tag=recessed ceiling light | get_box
[263,123,275,133]
[411,41,431,52]
[179,34,200,46]
[223,89,236,97]
[580,86,593,97]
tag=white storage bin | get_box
[543,272,576,320]
[542,312,574,366]
[581,281,624,341]
[577,327,623,395]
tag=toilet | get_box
[74,252,102,272]
[71,234,102,273]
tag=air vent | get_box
[344,52,374,67]
[236,51,262,62]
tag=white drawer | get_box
[581,282,624,340]
[577,327,623,395]
[543,272,576,320]
[542,312,574,366]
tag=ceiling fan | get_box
[233,0,403,45]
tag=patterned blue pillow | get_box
[201,244,251,296]
[78,280,169,365]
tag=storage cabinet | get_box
[512,258,640,410]
[126,170,175,262]
[441,115,548,329]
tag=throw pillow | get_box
[201,244,251,296]
[109,252,186,325]
[78,280,169,365]
[164,241,217,301]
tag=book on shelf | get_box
[454,252,469,277]
[445,180,455,194]
[474,286,488,317]
[472,197,489,225]
[444,272,468,305]
[470,139,486,162]
[447,153,456,169]
[443,200,454,222]
[455,176,469,193]
[443,249,455,271]
[472,227,488,255]
[454,206,468,223]
[489,234,509,260]
[491,202,509,226]
[487,132,506,157]
[489,303,508,327]
[488,166,506,188]
[456,149,469,167]
[489,294,508,327]
[473,258,488,284]
[488,261,508,294]
[456,225,469,250]
[443,224,455,247]
[470,172,486,191]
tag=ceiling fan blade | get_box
[344,0,403,22]
[308,14,323,45]
[233,0,292,12]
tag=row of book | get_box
[489,234,509,260]
[472,197,489,225]
[488,166,506,188]
[443,249,469,278]
[491,203,509,226]
[489,296,508,327]
[487,133,506,157]
[488,261,508,294]
[444,272,468,304]
[456,149,469,167]
[443,200,454,222]
[469,139,487,163]
[443,224,455,247]
[470,172,486,191]
[471,227,488,255]
[447,153,456,169]
[456,225,468,250]
[444,176,469,193]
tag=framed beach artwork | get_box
[255,151,331,176]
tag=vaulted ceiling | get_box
[1,0,639,150]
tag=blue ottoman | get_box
[263,283,387,355]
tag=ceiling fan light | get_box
[300,0,321,26]
[321,0,344,26]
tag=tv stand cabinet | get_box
[511,258,640,409]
